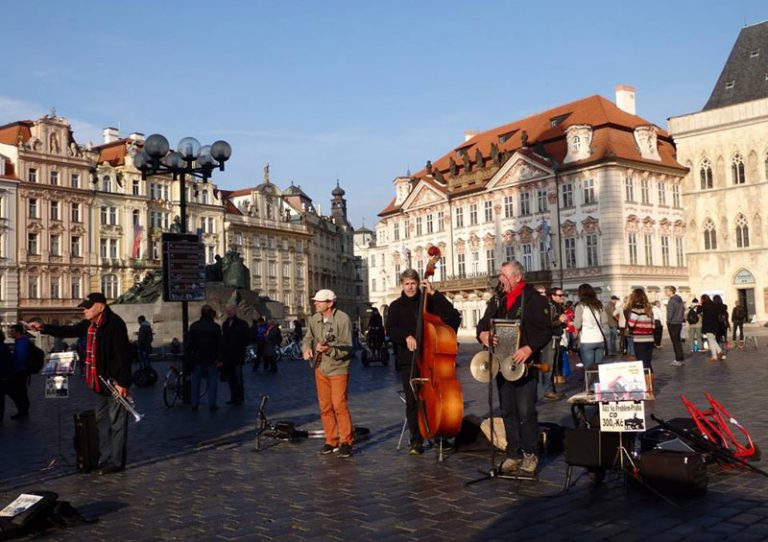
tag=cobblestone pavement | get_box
[1,326,768,541]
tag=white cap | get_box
[312,289,336,302]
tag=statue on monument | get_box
[221,249,250,290]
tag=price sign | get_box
[162,233,206,302]
[599,401,646,432]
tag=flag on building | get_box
[132,223,144,259]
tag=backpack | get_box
[686,308,699,325]
[27,344,46,374]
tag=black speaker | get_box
[637,450,708,496]
[564,429,622,468]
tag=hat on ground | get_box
[312,289,336,302]
[77,292,107,309]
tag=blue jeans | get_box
[191,364,218,408]
[538,338,556,395]
[608,326,618,355]
[138,348,151,371]
[95,393,129,468]
[498,374,539,457]
[579,342,605,370]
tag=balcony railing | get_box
[433,269,553,292]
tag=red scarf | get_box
[85,315,102,393]
[504,280,527,311]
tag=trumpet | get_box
[98,375,144,423]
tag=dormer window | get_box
[725,80,735,90]
[750,49,760,58]
[633,125,660,161]
[498,131,516,143]
[563,125,593,164]
[550,114,568,128]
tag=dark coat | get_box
[476,283,552,364]
[701,302,724,335]
[43,307,131,392]
[386,290,460,368]
[221,316,250,366]
[188,316,222,366]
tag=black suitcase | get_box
[637,450,708,496]
[564,428,622,468]
[73,410,99,473]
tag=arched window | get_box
[735,214,750,248]
[732,154,746,184]
[102,175,111,192]
[101,274,119,299]
[699,159,713,189]
[572,135,581,152]
[703,219,717,250]
[132,209,140,226]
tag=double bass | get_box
[413,246,463,443]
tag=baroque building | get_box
[359,88,689,335]
[0,155,18,329]
[669,21,768,320]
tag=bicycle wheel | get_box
[163,367,181,408]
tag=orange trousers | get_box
[315,370,353,446]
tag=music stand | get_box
[41,352,77,470]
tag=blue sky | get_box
[1,1,765,227]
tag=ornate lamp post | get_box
[135,134,231,403]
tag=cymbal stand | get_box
[252,394,276,452]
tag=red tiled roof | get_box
[225,200,242,215]
[0,121,33,146]
[94,138,139,166]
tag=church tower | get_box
[331,180,350,227]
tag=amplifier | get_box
[564,429,622,468]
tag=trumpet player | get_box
[28,292,132,475]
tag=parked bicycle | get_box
[278,340,303,361]
[163,364,208,408]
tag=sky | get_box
[1,1,766,228]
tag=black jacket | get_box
[188,316,222,366]
[386,290,460,368]
[43,307,131,392]
[701,302,723,335]
[221,316,250,366]
[476,283,552,364]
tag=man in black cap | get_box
[28,292,132,474]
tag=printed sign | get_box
[599,401,646,432]
[0,494,44,517]
[596,360,646,401]
[41,351,77,376]
[162,233,206,302]
[45,375,69,398]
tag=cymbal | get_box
[469,351,500,382]
[500,355,526,382]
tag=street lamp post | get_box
[135,134,231,404]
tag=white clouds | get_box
[0,95,103,146]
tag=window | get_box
[393,222,400,240]
[50,234,60,256]
[132,179,140,196]
[282,262,290,278]
[467,204,477,225]
[585,235,598,267]
[110,239,118,258]
[472,309,480,328]
[700,160,713,189]
[208,217,215,234]
[520,243,533,271]
[457,254,466,278]
[415,217,423,236]
[71,277,81,300]
[206,245,214,264]
[28,233,38,255]
[661,236,670,266]
[152,240,160,260]
[28,276,38,299]
[644,234,653,265]
[505,245,515,263]
[71,236,81,257]
[100,207,108,225]
[101,274,118,299]
[394,264,400,287]
[71,203,81,222]
[484,201,493,222]
[519,192,531,215]
[672,183,681,208]
[455,207,464,228]
[471,251,480,274]
[504,196,514,218]
[625,176,635,201]
[583,179,595,205]
[202,191,209,204]
[735,214,750,248]
[109,207,117,225]
[132,210,140,226]
[29,198,38,218]
[50,200,59,220]
[562,183,573,208]
[28,168,38,183]
[426,214,433,233]
[50,278,60,300]
[50,171,59,185]
[725,80,735,90]
[641,179,650,204]
[703,220,717,250]
[100,239,108,258]
[71,173,79,188]
[437,211,444,232]
[102,175,111,192]
[628,233,638,265]
[732,155,746,184]
[486,249,495,273]
[404,219,410,239]
[572,135,581,152]
[675,237,684,267]
[538,241,549,270]
[564,238,576,269]
[657,181,667,206]
[537,189,548,213]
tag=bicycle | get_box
[277,341,303,361]
[163,364,208,408]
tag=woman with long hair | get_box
[573,283,607,370]
[701,294,725,360]
[626,289,655,372]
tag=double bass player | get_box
[477,261,551,477]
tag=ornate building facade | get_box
[359,88,689,335]
[669,21,768,320]
[0,156,18,329]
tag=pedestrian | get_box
[652,301,664,348]
[6,325,32,420]
[29,292,132,474]
[540,287,567,401]
[188,305,222,411]
[0,330,21,422]
[262,319,280,373]
[686,298,702,352]
[221,307,249,404]
[137,315,153,371]
[622,295,636,359]
[573,283,608,370]
[700,294,724,361]
[731,301,747,343]
[386,268,460,455]
[563,301,577,354]
[626,289,655,374]
[477,261,550,477]
[251,317,267,372]
[714,295,729,350]
[665,286,685,366]
[605,295,620,355]
[292,319,303,344]
[302,289,355,458]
